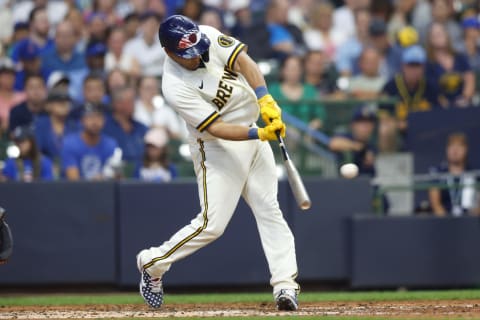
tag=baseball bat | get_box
[276,133,311,210]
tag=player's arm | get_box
[207,118,285,141]
[233,51,282,126]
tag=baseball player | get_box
[136,15,299,311]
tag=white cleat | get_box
[275,289,298,311]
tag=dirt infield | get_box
[0,300,479,319]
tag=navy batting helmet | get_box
[158,15,210,59]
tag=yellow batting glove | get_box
[258,119,286,141]
[258,94,282,125]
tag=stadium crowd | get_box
[0,0,478,201]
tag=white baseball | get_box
[340,163,359,179]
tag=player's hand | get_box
[258,119,286,141]
[258,94,282,125]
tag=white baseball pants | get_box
[137,138,299,294]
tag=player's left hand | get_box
[258,94,282,125]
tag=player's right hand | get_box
[258,119,286,141]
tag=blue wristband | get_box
[254,86,268,99]
[248,127,259,140]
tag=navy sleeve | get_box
[455,54,471,73]
[40,156,54,181]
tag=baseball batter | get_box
[136,15,299,311]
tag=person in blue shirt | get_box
[61,103,118,180]
[8,74,47,133]
[1,126,54,182]
[40,20,87,100]
[34,90,79,163]
[135,127,177,182]
[103,86,148,165]
[13,38,49,91]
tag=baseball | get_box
[340,163,359,179]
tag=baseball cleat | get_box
[139,270,164,308]
[275,289,298,311]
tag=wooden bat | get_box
[276,134,311,210]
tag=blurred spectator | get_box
[0,59,25,132]
[134,76,183,139]
[386,0,418,42]
[0,1,13,49]
[69,72,107,121]
[328,105,377,176]
[64,8,88,52]
[349,46,386,99]
[270,55,326,130]
[381,45,440,131]
[12,0,68,27]
[136,127,177,182]
[303,1,346,62]
[417,0,463,52]
[117,0,148,18]
[61,103,118,181]
[34,90,79,163]
[106,69,129,98]
[13,38,48,91]
[46,71,70,94]
[1,126,53,182]
[85,12,109,44]
[304,50,338,95]
[367,18,402,79]
[178,0,204,22]
[9,22,30,52]
[8,73,46,133]
[231,3,274,60]
[426,22,475,107]
[199,8,226,33]
[103,86,148,164]
[105,27,141,78]
[461,17,480,72]
[123,11,165,77]
[123,13,141,41]
[11,6,54,61]
[85,41,107,73]
[429,133,480,216]
[265,0,305,59]
[332,0,371,41]
[87,0,122,26]
[335,8,371,76]
[40,20,87,100]
[395,25,420,48]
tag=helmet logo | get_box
[178,31,201,50]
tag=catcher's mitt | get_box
[0,207,13,264]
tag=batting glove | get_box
[258,94,282,125]
[258,119,286,141]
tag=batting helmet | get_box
[158,15,210,59]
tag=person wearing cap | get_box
[123,11,166,77]
[13,38,49,91]
[329,105,377,176]
[1,125,54,182]
[46,71,70,93]
[136,15,297,312]
[381,45,440,128]
[86,41,107,72]
[103,86,148,164]
[34,90,79,162]
[8,74,47,134]
[425,22,475,108]
[461,17,480,72]
[61,103,118,180]
[0,59,26,132]
[135,127,177,182]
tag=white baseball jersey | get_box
[138,24,299,298]
[162,25,259,140]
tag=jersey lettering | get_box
[211,67,238,110]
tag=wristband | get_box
[254,86,268,99]
[248,127,259,140]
